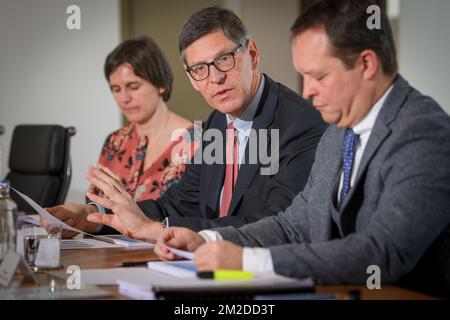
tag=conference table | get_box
[15,246,437,300]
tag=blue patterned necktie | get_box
[338,128,359,210]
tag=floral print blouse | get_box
[97,122,198,202]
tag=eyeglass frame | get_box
[185,43,246,81]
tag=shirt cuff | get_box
[87,202,105,233]
[243,247,276,275]
[198,230,223,242]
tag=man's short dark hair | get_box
[291,0,398,76]
[178,6,250,64]
[104,36,173,102]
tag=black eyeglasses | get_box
[186,44,244,81]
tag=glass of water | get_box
[22,225,46,270]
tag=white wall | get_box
[0,0,122,203]
[399,0,450,113]
[241,0,299,92]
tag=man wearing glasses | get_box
[45,7,326,242]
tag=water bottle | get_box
[0,179,17,261]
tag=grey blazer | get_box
[217,75,450,296]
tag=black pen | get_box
[121,260,150,267]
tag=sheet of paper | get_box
[17,214,41,226]
[11,187,82,234]
[167,247,194,260]
[147,260,197,278]
[117,281,155,300]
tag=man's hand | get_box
[43,204,98,238]
[195,241,243,271]
[154,227,206,260]
[85,164,163,242]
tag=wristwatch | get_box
[161,217,169,229]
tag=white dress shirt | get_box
[337,85,394,200]
[200,85,394,275]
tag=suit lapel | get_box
[227,75,278,216]
[338,75,411,232]
[354,124,390,188]
[201,115,227,216]
[338,122,391,233]
[303,125,345,239]
[325,128,346,234]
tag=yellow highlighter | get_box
[197,270,254,280]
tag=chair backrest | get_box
[5,125,76,212]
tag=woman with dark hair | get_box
[92,36,198,202]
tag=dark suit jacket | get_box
[218,75,450,297]
[136,74,326,231]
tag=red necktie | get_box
[219,123,239,217]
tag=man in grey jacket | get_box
[155,0,450,296]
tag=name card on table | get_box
[0,252,39,287]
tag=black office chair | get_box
[5,125,76,213]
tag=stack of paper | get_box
[61,238,124,250]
